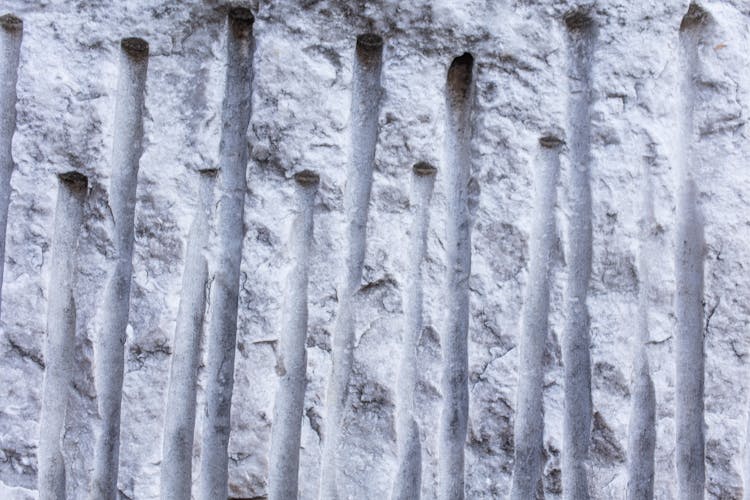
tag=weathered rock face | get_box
[1,0,750,499]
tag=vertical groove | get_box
[0,13,23,317]
[159,169,216,500]
[319,32,383,500]
[198,8,254,500]
[391,161,437,500]
[268,170,319,500]
[510,136,563,500]
[562,11,594,500]
[438,52,474,500]
[38,172,88,500]
[626,148,656,500]
[90,36,148,500]
[676,5,707,499]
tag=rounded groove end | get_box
[539,135,565,149]
[121,37,149,58]
[58,171,89,191]
[198,167,219,176]
[229,7,254,27]
[355,33,384,64]
[0,13,23,32]
[680,3,709,31]
[413,161,437,177]
[357,33,384,51]
[447,52,474,99]
[564,10,594,31]
[228,7,254,40]
[294,169,320,187]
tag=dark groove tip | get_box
[680,3,709,31]
[228,7,254,38]
[294,169,320,187]
[229,7,254,24]
[539,135,565,149]
[355,33,383,65]
[0,13,23,32]
[413,161,437,177]
[58,171,89,191]
[563,10,594,31]
[121,37,149,58]
[357,33,384,51]
[447,53,474,100]
[198,167,219,176]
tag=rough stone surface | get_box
[1,1,750,499]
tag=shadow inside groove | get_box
[89,33,150,500]
[319,31,384,500]
[438,51,474,500]
[0,11,23,319]
[198,7,255,500]
[560,8,596,500]
[38,171,87,500]
[509,136,562,500]
[674,4,709,499]
[268,169,318,500]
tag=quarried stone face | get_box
[1,2,749,499]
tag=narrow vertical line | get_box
[676,5,707,499]
[0,13,23,317]
[438,52,474,500]
[198,8,254,500]
[90,36,148,500]
[159,168,216,500]
[392,161,437,500]
[319,32,383,500]
[268,170,319,500]
[561,10,595,500]
[626,148,656,500]
[510,136,563,500]
[38,172,88,500]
